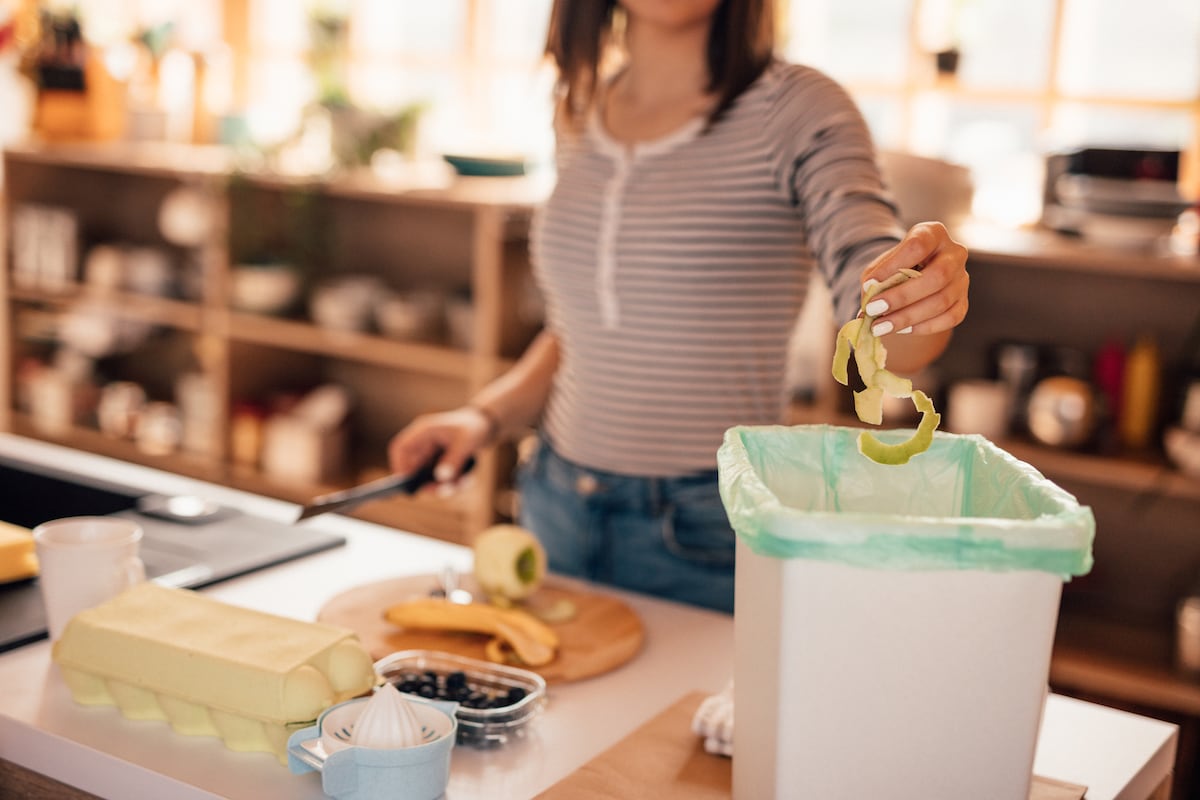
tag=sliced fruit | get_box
[473,524,548,603]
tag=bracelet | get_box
[467,403,502,445]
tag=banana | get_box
[384,598,558,667]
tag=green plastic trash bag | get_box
[717,424,1094,579]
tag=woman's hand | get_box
[859,221,969,338]
[387,406,494,489]
[857,221,969,374]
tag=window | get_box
[784,0,1200,224]
[239,0,554,161]
[98,0,1197,226]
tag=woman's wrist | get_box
[466,402,502,445]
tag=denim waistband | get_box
[531,436,719,515]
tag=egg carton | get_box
[52,583,377,764]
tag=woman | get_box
[389,0,970,614]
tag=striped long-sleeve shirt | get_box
[530,59,904,477]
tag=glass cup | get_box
[33,516,146,641]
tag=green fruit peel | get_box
[858,389,941,465]
[831,268,940,465]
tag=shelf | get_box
[787,404,1200,502]
[1051,611,1200,718]
[3,140,233,181]
[2,143,535,544]
[10,414,222,485]
[228,312,477,377]
[998,439,1200,503]
[9,285,204,331]
[4,141,548,216]
[960,221,1200,284]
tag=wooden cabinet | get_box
[1,141,547,543]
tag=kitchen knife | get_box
[294,454,475,522]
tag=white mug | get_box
[947,379,1012,441]
[33,516,146,641]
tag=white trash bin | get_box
[717,424,1095,800]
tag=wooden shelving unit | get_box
[788,405,1200,504]
[9,285,205,330]
[1,141,546,544]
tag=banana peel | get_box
[832,268,940,465]
[384,597,559,667]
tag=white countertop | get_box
[0,434,1179,800]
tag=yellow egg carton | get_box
[52,583,377,764]
[0,521,38,583]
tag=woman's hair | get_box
[545,0,776,128]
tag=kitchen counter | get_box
[0,434,1180,800]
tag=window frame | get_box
[221,0,1200,198]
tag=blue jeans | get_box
[516,435,735,614]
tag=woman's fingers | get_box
[870,268,969,336]
[861,222,969,335]
[387,407,491,487]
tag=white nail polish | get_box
[871,320,894,336]
[897,325,913,335]
[865,299,889,317]
[434,463,455,483]
[862,278,880,292]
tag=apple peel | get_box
[858,390,941,465]
[832,268,940,465]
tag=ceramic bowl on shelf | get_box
[231,264,302,315]
[310,275,384,332]
[375,290,446,342]
[442,154,529,177]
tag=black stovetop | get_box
[0,457,345,652]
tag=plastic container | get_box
[717,424,1095,800]
[374,650,546,747]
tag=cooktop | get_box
[0,456,345,652]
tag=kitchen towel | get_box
[691,679,734,756]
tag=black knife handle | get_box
[396,451,477,494]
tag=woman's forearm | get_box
[881,329,951,376]
[469,330,560,440]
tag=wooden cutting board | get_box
[317,573,644,684]
[536,692,1087,800]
